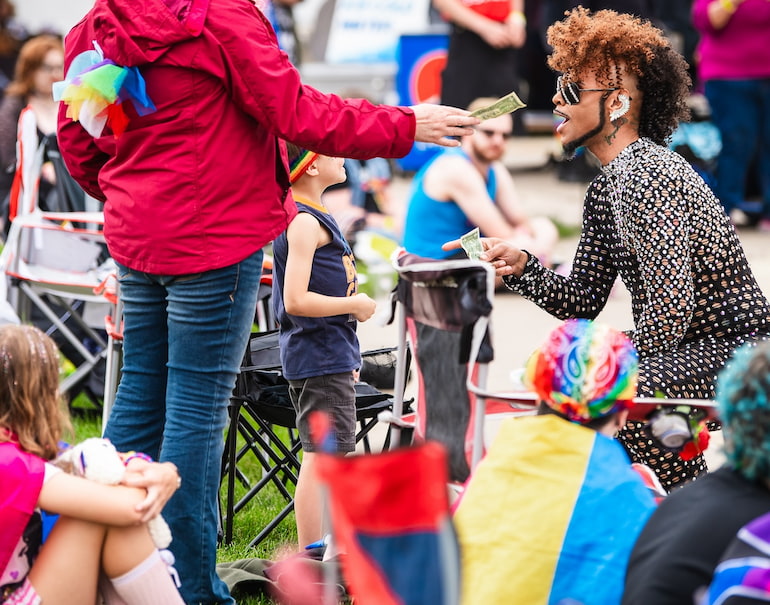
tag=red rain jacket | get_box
[58,0,415,275]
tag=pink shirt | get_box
[0,441,45,586]
[692,0,770,81]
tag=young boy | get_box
[272,143,377,549]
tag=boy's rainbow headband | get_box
[289,150,320,183]
[52,41,156,139]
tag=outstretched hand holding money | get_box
[443,235,528,278]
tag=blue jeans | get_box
[705,78,770,217]
[104,251,263,605]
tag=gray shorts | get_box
[288,371,356,453]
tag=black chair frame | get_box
[219,331,400,547]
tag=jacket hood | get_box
[90,0,210,67]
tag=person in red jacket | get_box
[55,1,477,603]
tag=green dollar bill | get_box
[460,227,483,261]
[469,91,527,121]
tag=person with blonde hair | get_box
[0,324,183,604]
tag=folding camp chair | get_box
[384,252,537,484]
[254,254,276,332]
[315,440,461,605]
[219,330,400,547]
[95,274,123,429]
[0,211,115,408]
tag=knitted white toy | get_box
[54,437,173,549]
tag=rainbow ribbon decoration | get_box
[53,41,156,138]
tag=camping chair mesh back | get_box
[387,253,499,484]
[315,441,461,605]
[220,330,398,547]
[1,212,114,409]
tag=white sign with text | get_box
[325,0,430,63]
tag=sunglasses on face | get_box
[476,128,513,140]
[556,75,619,105]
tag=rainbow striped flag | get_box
[454,415,656,605]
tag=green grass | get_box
[552,217,582,239]
[70,399,299,605]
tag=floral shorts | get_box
[3,578,41,605]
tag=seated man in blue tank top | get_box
[402,97,557,263]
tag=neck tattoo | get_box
[604,117,627,145]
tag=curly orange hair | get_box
[547,7,690,145]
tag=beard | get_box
[562,97,607,160]
[469,141,505,164]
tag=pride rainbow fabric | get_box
[454,415,656,605]
[707,511,770,603]
[289,150,320,183]
[53,42,156,138]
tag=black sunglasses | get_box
[476,128,513,140]
[556,75,619,105]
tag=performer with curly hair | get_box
[446,7,770,490]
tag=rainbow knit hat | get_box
[524,319,638,423]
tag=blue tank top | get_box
[272,198,361,380]
[402,148,497,259]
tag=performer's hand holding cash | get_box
[443,234,529,278]
[460,228,483,260]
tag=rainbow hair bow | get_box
[53,41,156,138]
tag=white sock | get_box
[110,550,184,605]
[99,572,128,605]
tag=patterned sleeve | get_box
[622,159,694,356]
[512,186,617,320]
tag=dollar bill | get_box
[460,227,483,261]
[469,91,526,121]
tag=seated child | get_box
[0,324,183,604]
[454,319,657,605]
